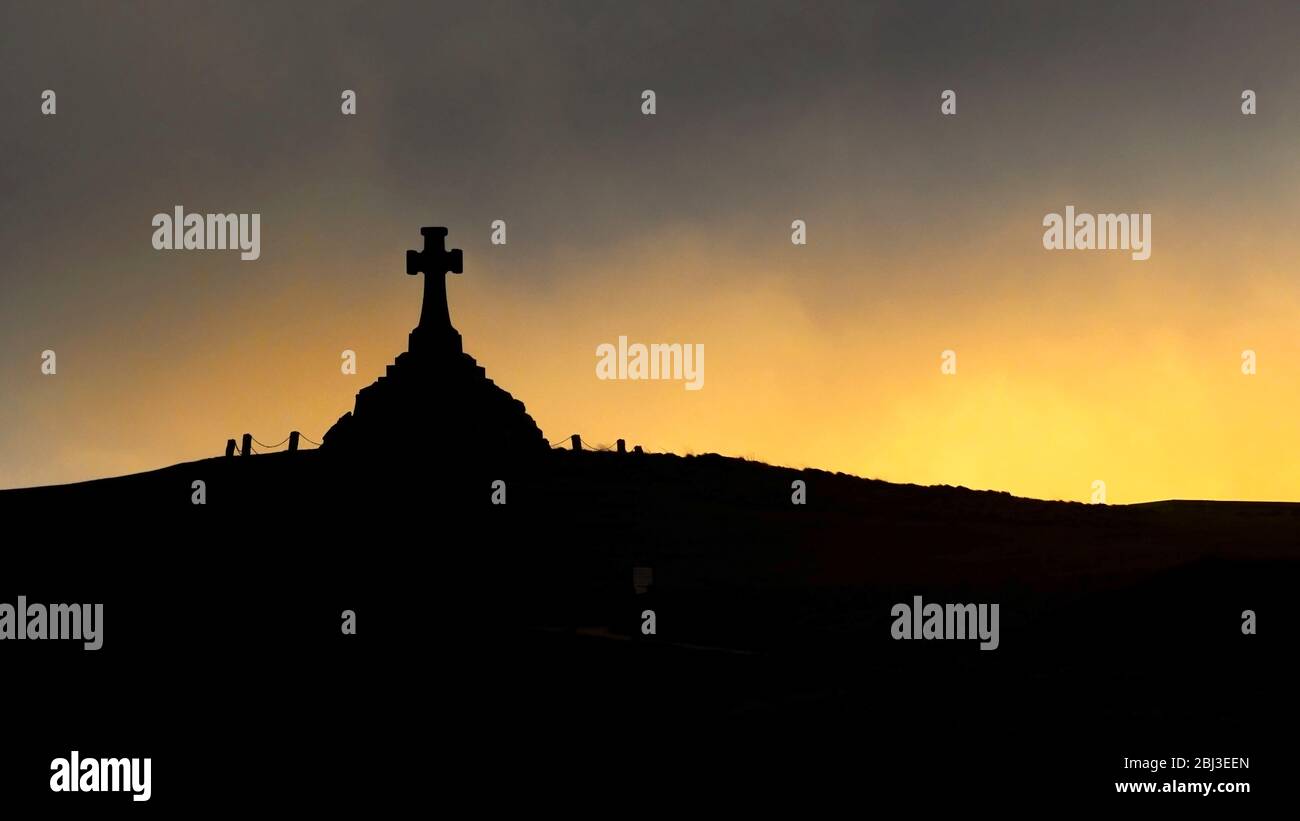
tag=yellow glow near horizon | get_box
[5,221,1299,504]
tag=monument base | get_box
[321,322,548,460]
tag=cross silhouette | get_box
[406,227,464,333]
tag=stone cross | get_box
[406,227,464,333]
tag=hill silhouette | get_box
[3,445,1295,797]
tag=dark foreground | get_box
[1,448,1295,809]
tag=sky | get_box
[1,0,1299,502]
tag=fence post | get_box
[571,434,581,451]
[241,433,252,457]
[289,431,300,452]
[617,438,626,454]
[225,438,236,458]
